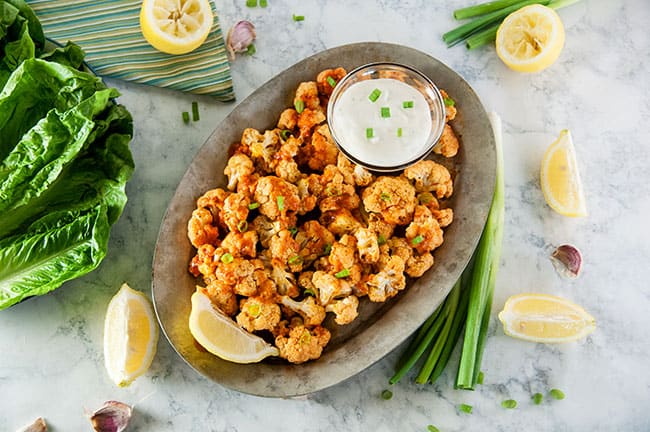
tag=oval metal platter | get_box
[152,42,496,398]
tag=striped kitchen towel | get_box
[28,0,235,101]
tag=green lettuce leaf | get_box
[39,41,85,69]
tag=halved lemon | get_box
[540,129,587,217]
[189,289,279,363]
[496,4,565,73]
[498,293,596,343]
[104,283,159,387]
[140,0,214,55]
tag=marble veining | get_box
[2,0,650,431]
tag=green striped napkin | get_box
[27,0,235,101]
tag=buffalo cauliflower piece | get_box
[243,128,282,173]
[189,244,219,279]
[254,176,301,228]
[296,173,322,214]
[320,209,362,236]
[215,258,264,296]
[280,295,326,326]
[405,205,444,255]
[277,108,298,130]
[221,192,250,233]
[385,237,413,264]
[367,213,395,242]
[337,152,374,186]
[433,123,459,158]
[196,187,229,225]
[269,261,300,298]
[312,270,353,305]
[328,234,357,271]
[366,255,406,302]
[362,176,417,225]
[203,282,238,316]
[297,108,326,139]
[295,81,321,111]
[220,230,258,258]
[236,296,282,332]
[325,295,359,325]
[316,67,347,102]
[274,321,331,364]
[294,220,335,266]
[432,208,454,228]
[269,229,303,272]
[440,89,457,122]
[306,124,339,172]
[403,159,453,198]
[354,227,380,264]
[187,207,220,248]
[250,214,282,248]
[224,153,255,192]
[406,252,434,278]
[274,135,302,183]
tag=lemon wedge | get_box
[498,293,596,343]
[496,4,565,73]
[189,289,279,363]
[540,129,587,217]
[104,283,159,387]
[140,0,214,55]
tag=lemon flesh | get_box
[189,290,279,364]
[496,4,565,73]
[104,283,159,387]
[540,129,587,217]
[140,0,214,55]
[498,293,596,343]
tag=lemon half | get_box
[140,0,214,55]
[496,4,565,73]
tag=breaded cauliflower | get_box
[274,135,302,183]
[294,220,335,266]
[337,152,374,187]
[270,262,300,298]
[433,123,459,158]
[328,234,357,271]
[354,227,380,264]
[274,320,331,364]
[269,229,303,272]
[243,128,282,173]
[367,212,395,241]
[204,281,238,316]
[405,205,444,255]
[406,252,434,278]
[316,67,346,101]
[296,173,322,214]
[306,124,339,172]
[189,244,219,279]
[312,270,352,305]
[295,81,321,111]
[250,214,282,248]
[432,208,454,228]
[362,176,417,225]
[220,230,258,258]
[224,153,255,192]
[215,258,264,296]
[320,209,362,235]
[277,108,298,130]
[297,108,326,139]
[440,89,457,122]
[254,176,301,228]
[366,255,406,302]
[325,295,359,325]
[386,237,413,264]
[196,187,229,226]
[403,159,453,198]
[188,207,220,248]
[221,192,250,233]
[280,295,326,326]
[236,296,282,332]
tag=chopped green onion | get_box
[549,389,565,400]
[532,393,543,405]
[453,0,522,20]
[288,226,298,236]
[459,404,473,414]
[397,127,403,137]
[380,389,393,400]
[380,193,391,201]
[246,0,257,7]
[477,370,484,384]
[322,243,332,255]
[418,192,434,204]
[381,107,391,118]
[465,23,499,50]
[192,101,199,121]
[280,129,292,140]
[259,0,267,7]
[368,88,381,102]
[303,288,315,296]
[326,76,337,87]
[288,255,303,265]
[377,234,386,245]
[248,202,260,210]
[182,111,190,123]
[412,235,424,245]
[247,303,261,317]
[335,268,350,278]
[501,399,517,409]
[292,14,305,21]
[427,426,440,432]
[237,220,248,232]
[294,99,305,113]
[403,100,414,109]
[246,43,256,56]
[221,253,234,264]
[444,96,455,107]
[276,195,285,211]
[366,128,374,138]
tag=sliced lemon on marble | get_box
[104,283,159,387]
[540,129,587,217]
[496,4,565,73]
[498,293,596,343]
[140,0,214,55]
[189,289,279,363]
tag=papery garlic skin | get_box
[226,20,256,59]
[16,417,47,432]
[550,244,582,279]
[88,401,133,432]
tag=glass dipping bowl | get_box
[327,62,446,172]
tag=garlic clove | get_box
[226,20,256,59]
[16,417,47,432]
[550,244,582,279]
[88,401,133,432]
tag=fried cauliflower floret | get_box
[294,81,321,111]
[219,229,258,258]
[236,296,282,332]
[295,220,335,266]
[224,153,255,192]
[277,108,298,130]
[316,67,346,100]
[250,214,282,248]
[270,262,300,298]
[325,295,359,325]
[275,321,331,364]
[215,258,264,296]
[297,108,326,139]
[254,176,300,228]
[366,255,406,302]
[319,209,362,236]
[416,192,439,212]
[306,124,339,171]
[221,192,250,233]
[280,295,326,326]
[269,229,303,272]
[362,176,417,225]
[328,234,357,270]
[354,227,380,264]
[196,187,229,226]
[432,208,454,228]
[433,123,459,158]
[189,244,219,279]
[243,128,282,173]
[405,205,444,255]
[274,136,302,183]
[406,252,434,278]
[337,152,374,186]
[203,281,238,316]
[188,207,220,248]
[296,174,322,214]
[386,237,413,264]
[403,159,453,198]
[312,270,353,305]
[367,213,395,241]
[440,89,457,122]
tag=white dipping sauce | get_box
[331,78,432,167]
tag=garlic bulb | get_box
[226,21,256,59]
[88,401,133,432]
[550,244,582,279]
[16,417,47,432]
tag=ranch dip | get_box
[330,78,433,167]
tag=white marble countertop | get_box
[2,0,650,431]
